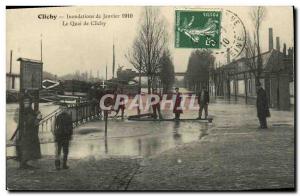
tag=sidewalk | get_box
[7,156,141,190]
[128,125,294,190]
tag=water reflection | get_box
[173,121,182,146]
[104,135,108,154]
[199,123,209,140]
[7,96,295,160]
[7,102,212,160]
[7,120,210,160]
[138,138,142,156]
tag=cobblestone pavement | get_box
[7,156,141,190]
[128,126,295,190]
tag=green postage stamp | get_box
[175,10,221,48]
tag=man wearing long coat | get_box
[151,89,162,119]
[256,83,270,129]
[16,99,42,169]
[173,87,183,120]
[197,87,210,119]
[54,107,73,170]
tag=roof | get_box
[17,58,43,64]
[221,49,285,72]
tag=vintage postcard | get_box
[6,6,295,191]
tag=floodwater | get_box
[6,103,59,142]
[6,95,294,160]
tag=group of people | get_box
[172,83,270,129]
[153,87,210,120]
[15,98,42,169]
[89,87,126,119]
[14,83,270,170]
[15,98,73,170]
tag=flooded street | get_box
[6,102,59,140]
[6,97,294,160]
[6,97,295,190]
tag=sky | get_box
[6,6,294,78]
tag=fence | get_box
[38,101,102,135]
[7,101,101,148]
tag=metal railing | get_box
[38,101,102,134]
[7,101,102,147]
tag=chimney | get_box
[276,37,280,51]
[283,43,287,56]
[226,48,230,64]
[269,28,273,51]
[288,47,294,57]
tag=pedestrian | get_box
[173,87,183,120]
[54,105,73,170]
[96,88,105,119]
[116,96,125,119]
[256,82,270,129]
[16,98,42,169]
[114,89,125,119]
[197,86,210,119]
[151,88,162,119]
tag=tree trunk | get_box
[256,26,262,84]
[147,76,151,94]
[244,72,248,104]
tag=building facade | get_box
[210,28,294,110]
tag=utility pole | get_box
[9,50,13,74]
[40,34,43,62]
[106,64,108,81]
[104,110,108,154]
[112,41,115,79]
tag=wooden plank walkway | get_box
[127,118,213,122]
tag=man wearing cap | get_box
[54,105,73,170]
[256,82,270,129]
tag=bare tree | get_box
[249,6,266,84]
[244,32,257,79]
[126,7,168,93]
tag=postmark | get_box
[175,10,221,49]
[214,9,246,61]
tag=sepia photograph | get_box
[5,5,295,191]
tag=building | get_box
[211,28,294,110]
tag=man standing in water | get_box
[197,86,210,119]
[256,82,270,129]
[114,88,126,119]
[16,98,42,169]
[151,88,163,119]
[173,87,183,120]
[54,105,73,170]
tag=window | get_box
[238,80,245,95]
